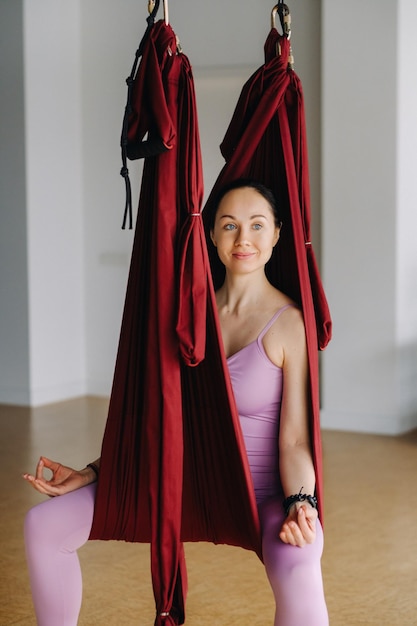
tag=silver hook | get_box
[270,4,294,69]
[148,0,168,25]
[271,5,279,29]
[271,4,291,39]
[163,0,169,24]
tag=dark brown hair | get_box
[209,179,282,229]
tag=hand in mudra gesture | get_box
[23,456,93,497]
[279,503,318,547]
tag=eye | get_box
[224,223,237,231]
[252,223,263,230]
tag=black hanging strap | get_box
[120,0,166,229]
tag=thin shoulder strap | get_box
[258,304,295,341]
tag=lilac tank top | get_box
[227,305,293,503]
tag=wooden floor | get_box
[1,397,416,625]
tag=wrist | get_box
[283,488,317,517]
[84,462,99,484]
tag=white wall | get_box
[1,0,416,433]
[0,1,30,403]
[23,0,86,404]
[321,0,417,434]
[396,0,417,428]
[80,1,137,396]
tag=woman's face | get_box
[210,186,280,276]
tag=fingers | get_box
[22,458,45,487]
[39,456,57,470]
[35,457,45,480]
[34,456,52,480]
[37,456,60,477]
[297,506,317,542]
[22,457,59,495]
[34,456,63,483]
[279,506,317,547]
[279,519,306,546]
[22,473,47,494]
[22,472,58,496]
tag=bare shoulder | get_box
[263,292,306,367]
[270,289,305,336]
[278,306,308,371]
[279,302,305,332]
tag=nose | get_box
[234,226,251,246]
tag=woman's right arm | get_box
[22,456,100,497]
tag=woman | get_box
[23,180,328,625]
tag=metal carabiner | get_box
[270,3,294,69]
[148,0,168,25]
[271,3,292,39]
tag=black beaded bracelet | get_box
[86,463,99,480]
[283,488,318,516]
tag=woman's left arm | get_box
[276,307,318,546]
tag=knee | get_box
[265,543,324,600]
[272,550,316,579]
[264,527,323,575]
[24,503,49,547]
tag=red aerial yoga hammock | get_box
[202,9,332,527]
[90,4,331,625]
[89,8,261,626]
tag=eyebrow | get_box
[218,213,269,220]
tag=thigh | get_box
[25,483,96,552]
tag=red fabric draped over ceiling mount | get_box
[90,18,261,626]
[203,30,332,522]
[90,13,331,626]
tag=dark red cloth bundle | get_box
[90,15,331,626]
[203,30,332,522]
[90,19,261,625]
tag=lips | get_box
[232,252,256,260]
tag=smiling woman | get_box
[206,178,328,625]
[22,177,329,626]
[210,180,281,277]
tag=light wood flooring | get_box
[1,397,416,625]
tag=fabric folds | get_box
[202,29,332,521]
[90,20,331,626]
[89,20,261,625]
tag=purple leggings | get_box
[24,486,328,626]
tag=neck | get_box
[217,269,272,313]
